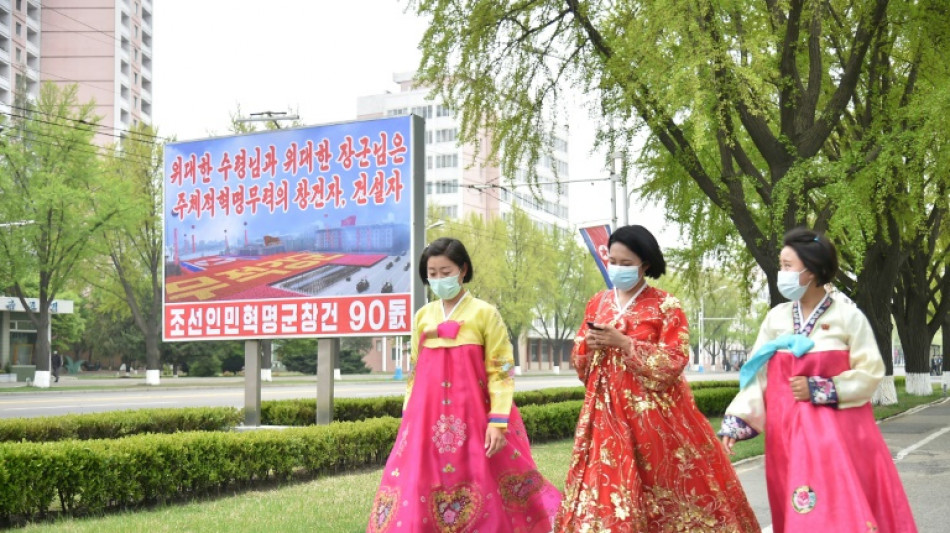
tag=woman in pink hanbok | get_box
[719,228,917,533]
[367,237,560,533]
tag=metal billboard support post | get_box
[317,338,339,425]
[244,340,261,426]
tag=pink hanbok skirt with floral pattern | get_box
[367,343,561,532]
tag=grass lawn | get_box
[16,388,941,532]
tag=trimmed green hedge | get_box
[0,384,741,522]
[0,417,400,522]
[0,383,738,442]
[0,408,243,443]
[260,387,590,426]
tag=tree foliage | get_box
[410,0,950,384]
[90,123,167,376]
[0,83,123,374]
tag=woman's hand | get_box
[789,376,810,401]
[485,426,507,458]
[585,323,630,352]
[720,435,736,456]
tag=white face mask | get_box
[777,269,810,301]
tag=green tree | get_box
[277,339,319,374]
[409,1,950,396]
[531,226,604,368]
[0,83,122,387]
[91,123,167,385]
[51,291,85,356]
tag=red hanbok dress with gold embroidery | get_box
[367,293,561,533]
[554,286,759,533]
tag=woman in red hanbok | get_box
[720,228,916,533]
[554,225,759,533]
[367,237,561,533]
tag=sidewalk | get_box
[736,397,950,532]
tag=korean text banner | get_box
[579,224,613,289]
[163,116,418,341]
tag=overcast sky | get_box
[152,0,670,238]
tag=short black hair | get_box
[782,227,838,286]
[608,225,666,279]
[418,237,474,285]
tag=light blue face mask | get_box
[777,269,810,301]
[608,264,639,291]
[428,273,462,300]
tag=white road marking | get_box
[894,425,950,462]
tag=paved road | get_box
[736,397,950,532]
[0,374,590,418]
[0,370,744,419]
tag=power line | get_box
[6,102,166,143]
[0,130,156,165]
[0,108,160,146]
[36,11,122,50]
[38,2,144,48]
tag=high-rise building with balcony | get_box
[0,0,152,143]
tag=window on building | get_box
[425,130,433,144]
[134,72,138,86]
[435,154,458,168]
[15,48,21,62]
[134,25,139,38]
[133,96,138,110]
[134,49,138,62]
[386,108,407,116]
[15,22,21,36]
[16,0,22,11]
[411,105,432,119]
[432,180,459,194]
[436,105,453,117]
[435,128,458,143]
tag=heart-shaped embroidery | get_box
[368,486,399,532]
[499,470,543,507]
[429,483,482,532]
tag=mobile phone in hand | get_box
[587,321,603,330]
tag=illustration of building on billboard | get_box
[163,116,423,341]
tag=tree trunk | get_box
[508,328,522,375]
[32,307,52,388]
[144,318,161,386]
[893,247,937,396]
[261,340,273,382]
[847,232,902,404]
[942,315,949,391]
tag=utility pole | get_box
[235,111,300,130]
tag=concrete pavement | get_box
[736,397,950,532]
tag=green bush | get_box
[0,417,401,522]
[519,401,583,442]
[690,387,740,417]
[688,379,740,390]
[187,354,222,377]
[0,408,243,443]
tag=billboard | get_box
[163,116,423,341]
[579,224,613,289]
